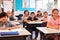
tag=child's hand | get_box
[0,27,7,30]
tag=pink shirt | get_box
[59,16,60,24]
[42,17,49,22]
[48,16,60,26]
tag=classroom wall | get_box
[15,0,60,15]
[15,0,36,11]
[0,0,60,15]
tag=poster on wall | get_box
[3,1,12,12]
[30,0,35,8]
[15,0,36,11]
[22,0,29,8]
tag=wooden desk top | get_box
[27,21,43,24]
[0,28,31,37]
[37,27,60,34]
[10,21,20,25]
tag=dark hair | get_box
[0,12,7,18]
[24,10,29,15]
[37,10,42,17]
[30,12,35,15]
[12,9,14,13]
[37,10,41,13]
[46,35,55,40]
[43,11,48,14]
[52,9,59,13]
[52,9,59,16]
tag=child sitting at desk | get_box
[41,11,48,27]
[0,12,19,30]
[47,9,59,29]
[27,12,38,22]
[7,10,15,21]
[47,9,59,40]
[22,10,29,20]
[10,10,16,21]
[22,10,29,28]
[26,12,38,40]
[42,11,48,22]
[36,10,42,20]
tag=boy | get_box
[0,12,19,30]
[27,12,38,40]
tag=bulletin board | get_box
[15,0,36,11]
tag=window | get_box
[36,0,54,13]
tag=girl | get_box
[42,11,48,22]
[36,10,42,20]
[47,9,59,40]
[22,10,29,20]
[47,9,59,29]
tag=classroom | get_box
[0,0,60,40]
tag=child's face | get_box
[0,16,7,23]
[38,12,41,15]
[30,14,35,18]
[7,11,12,17]
[43,13,48,18]
[25,12,29,16]
[52,10,59,17]
[7,13,12,17]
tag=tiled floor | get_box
[19,24,40,40]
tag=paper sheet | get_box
[28,21,43,24]
[0,28,23,32]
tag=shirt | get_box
[22,16,29,20]
[10,16,15,21]
[59,16,60,24]
[42,16,49,22]
[0,21,14,27]
[48,16,59,26]
[27,16,38,21]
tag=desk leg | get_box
[40,31,47,40]
[40,32,44,40]
[43,34,47,40]
[26,36,31,40]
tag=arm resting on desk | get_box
[47,22,59,30]
[0,25,20,30]
[24,20,31,22]
[7,25,20,30]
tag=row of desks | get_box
[37,27,60,40]
[0,21,59,40]
[0,21,31,40]
[27,21,60,40]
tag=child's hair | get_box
[46,35,55,40]
[24,10,29,15]
[37,10,42,17]
[37,10,41,13]
[0,12,7,18]
[52,9,59,13]
[43,11,48,14]
[52,9,59,16]
[30,12,35,15]
[47,37,54,40]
